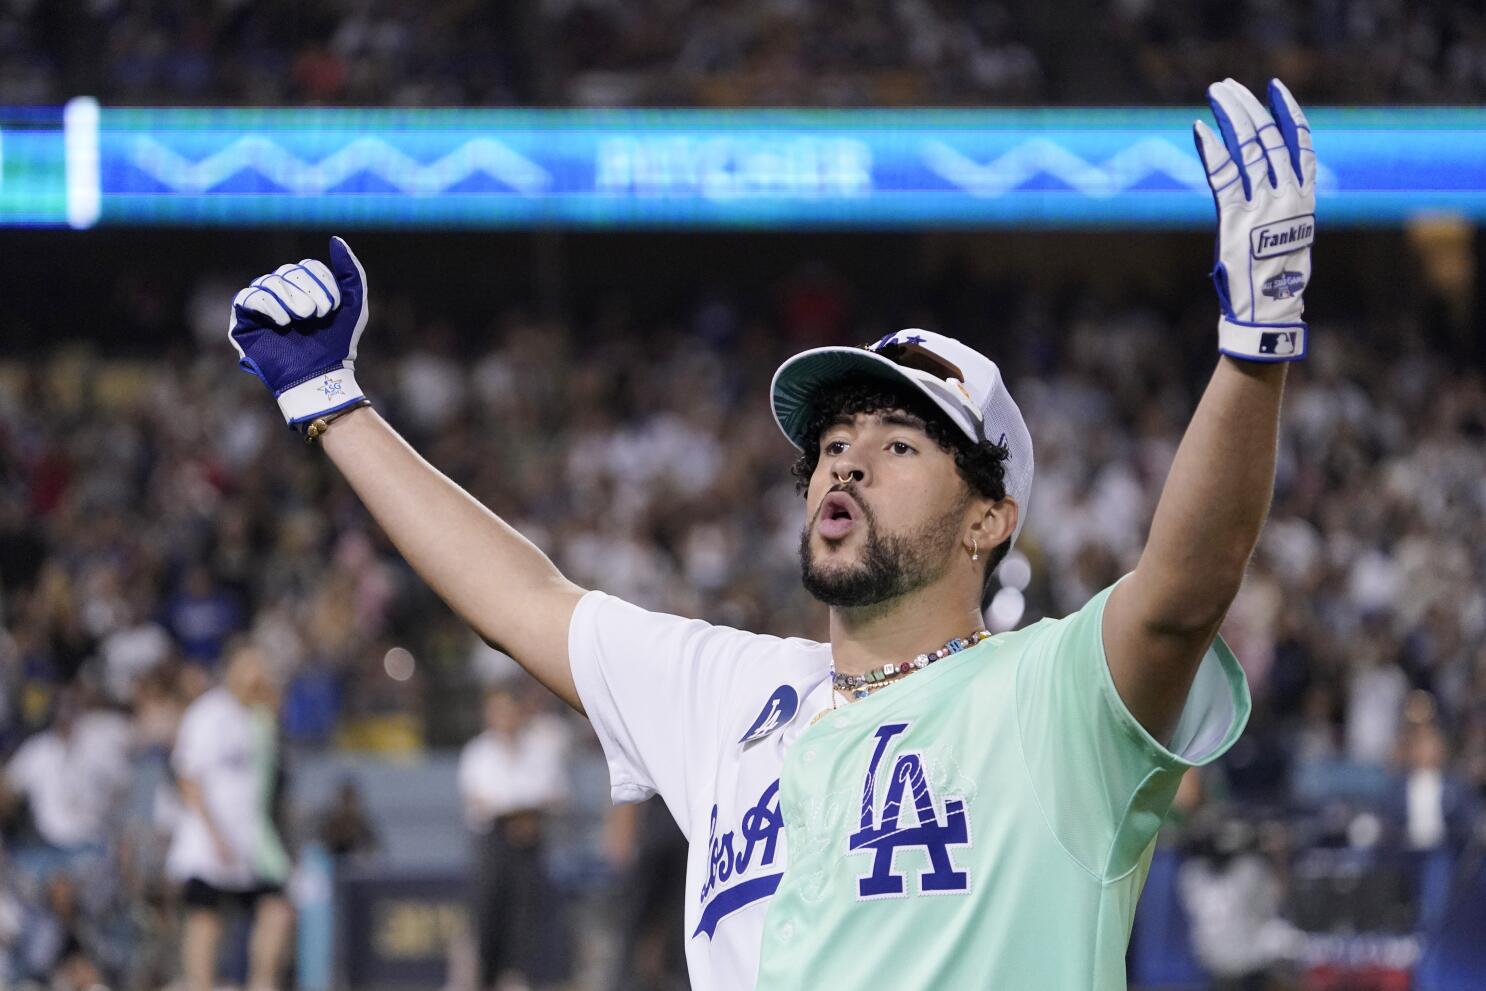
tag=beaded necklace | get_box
[830,628,992,702]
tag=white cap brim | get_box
[770,346,984,452]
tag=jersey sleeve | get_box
[567,589,770,837]
[1014,576,1250,881]
[171,700,214,781]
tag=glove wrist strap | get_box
[275,366,366,425]
[1217,317,1307,363]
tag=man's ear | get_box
[968,497,1017,550]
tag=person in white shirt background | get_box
[458,684,572,991]
[0,684,130,985]
[166,642,292,991]
[1,685,130,876]
[1393,699,1478,933]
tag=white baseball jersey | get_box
[167,686,290,889]
[569,579,1249,990]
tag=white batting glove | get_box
[1194,78,1316,362]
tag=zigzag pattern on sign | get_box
[923,137,1336,197]
[923,138,1209,198]
[128,135,552,196]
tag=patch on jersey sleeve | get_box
[739,685,800,744]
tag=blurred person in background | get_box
[459,684,572,991]
[164,565,246,672]
[1178,812,1301,991]
[12,872,108,991]
[0,868,18,986]
[122,663,192,991]
[0,683,127,987]
[166,641,292,991]
[603,799,688,991]
[317,776,380,865]
[0,683,129,880]
[1391,697,1479,933]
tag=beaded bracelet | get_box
[303,399,372,445]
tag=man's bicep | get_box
[486,577,588,712]
[1102,576,1223,746]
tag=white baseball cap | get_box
[770,329,1034,549]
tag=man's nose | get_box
[831,462,866,486]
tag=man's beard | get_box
[799,488,968,608]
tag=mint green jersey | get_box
[755,581,1250,989]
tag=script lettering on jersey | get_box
[693,778,784,938]
[848,722,970,899]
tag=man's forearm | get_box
[1135,357,1286,630]
[321,407,586,708]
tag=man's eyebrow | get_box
[821,410,929,432]
[879,410,930,431]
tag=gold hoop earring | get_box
[971,537,980,562]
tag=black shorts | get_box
[182,877,285,912]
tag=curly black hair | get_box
[790,379,1013,608]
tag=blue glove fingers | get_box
[328,236,369,363]
[1267,79,1314,189]
[1221,79,1282,190]
[1205,82,1250,199]
[328,237,365,303]
[1193,120,1242,201]
[1212,80,1272,196]
[1193,119,1239,319]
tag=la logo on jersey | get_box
[739,685,799,745]
[848,722,971,899]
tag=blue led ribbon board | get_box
[11,105,1486,228]
[0,106,71,226]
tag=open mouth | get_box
[817,491,860,539]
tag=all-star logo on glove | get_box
[1193,78,1317,362]
[228,236,369,428]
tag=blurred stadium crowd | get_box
[0,0,1484,986]
[2,0,1486,107]
[0,236,1482,985]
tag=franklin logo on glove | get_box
[1252,217,1315,258]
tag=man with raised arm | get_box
[224,78,1314,989]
